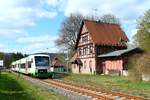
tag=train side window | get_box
[28,62,31,68]
[21,63,25,68]
[18,64,19,68]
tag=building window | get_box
[85,35,88,42]
[79,48,81,56]
[84,61,86,69]
[83,47,88,55]
[85,47,88,55]
[90,46,93,53]
[83,47,85,55]
[78,48,84,56]
[82,35,88,43]
[83,48,86,55]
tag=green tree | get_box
[129,9,150,81]
[135,9,150,52]
[0,52,4,75]
[11,52,24,61]
[4,53,12,68]
[0,52,26,68]
[0,52,4,60]
[128,53,150,81]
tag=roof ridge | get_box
[84,19,120,26]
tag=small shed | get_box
[97,45,142,76]
[51,57,64,72]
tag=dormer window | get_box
[82,35,88,43]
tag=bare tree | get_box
[55,13,120,53]
[55,14,84,51]
[99,14,120,25]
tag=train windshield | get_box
[35,56,49,67]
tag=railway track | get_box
[12,72,148,100]
[43,79,148,100]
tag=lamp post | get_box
[45,48,51,72]
[64,48,69,73]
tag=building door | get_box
[102,61,105,74]
[89,60,92,74]
[96,60,103,74]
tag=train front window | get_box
[35,56,49,67]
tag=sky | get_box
[0,0,150,54]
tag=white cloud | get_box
[45,0,60,7]
[56,0,150,41]
[0,44,6,49]
[21,42,58,54]
[0,29,28,38]
[36,9,58,18]
[0,0,60,53]
[16,35,58,44]
[59,0,150,19]
[0,0,57,38]
[0,44,10,53]
[1,0,150,53]
[15,35,58,54]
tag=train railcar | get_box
[11,54,50,77]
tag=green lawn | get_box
[60,73,150,98]
[0,72,67,100]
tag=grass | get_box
[60,73,150,98]
[0,72,67,100]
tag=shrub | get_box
[128,53,150,81]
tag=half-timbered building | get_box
[71,20,140,75]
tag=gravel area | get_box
[23,76,92,100]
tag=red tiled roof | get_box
[85,20,128,46]
[75,20,129,49]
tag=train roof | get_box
[31,53,66,62]
[11,54,50,65]
[11,61,16,65]
[30,54,50,57]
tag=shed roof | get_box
[98,45,138,58]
